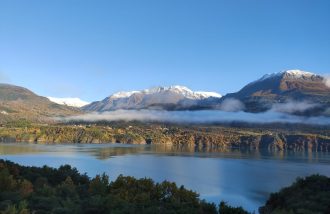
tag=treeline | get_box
[1,124,330,152]
[63,120,330,136]
[260,174,330,213]
[0,159,248,214]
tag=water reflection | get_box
[0,143,46,154]
[1,143,330,164]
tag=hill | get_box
[0,83,80,123]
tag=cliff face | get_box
[0,125,329,151]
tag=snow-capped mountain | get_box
[194,91,222,99]
[109,86,221,100]
[223,69,330,114]
[47,97,90,108]
[82,86,221,112]
[255,70,316,83]
[81,69,329,115]
[228,69,328,97]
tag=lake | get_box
[1,143,330,212]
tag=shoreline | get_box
[0,123,329,151]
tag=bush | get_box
[259,174,330,214]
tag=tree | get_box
[219,201,250,214]
[88,173,109,196]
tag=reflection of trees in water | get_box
[145,144,330,161]
[1,143,328,163]
[92,144,235,160]
[61,143,330,161]
[150,144,256,159]
[0,143,44,155]
[152,144,232,153]
[93,146,145,160]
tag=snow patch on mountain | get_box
[194,91,222,98]
[257,69,316,82]
[111,91,140,99]
[284,69,314,77]
[47,97,90,107]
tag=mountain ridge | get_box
[82,85,222,112]
[1,69,329,120]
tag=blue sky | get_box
[0,0,329,101]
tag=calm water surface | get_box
[1,143,330,212]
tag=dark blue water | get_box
[1,143,330,212]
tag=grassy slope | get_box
[0,84,80,123]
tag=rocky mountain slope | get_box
[82,70,330,116]
[82,85,222,111]
[0,83,81,123]
[223,70,330,114]
[2,69,329,121]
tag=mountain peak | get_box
[281,69,316,78]
[142,85,193,95]
[257,69,317,82]
[47,97,90,107]
[283,69,313,75]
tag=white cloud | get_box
[271,101,319,114]
[218,98,245,112]
[323,75,330,88]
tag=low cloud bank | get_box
[61,100,329,125]
[324,75,330,88]
[62,109,330,125]
[218,98,245,112]
[271,101,319,114]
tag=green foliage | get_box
[259,174,330,214]
[88,174,109,196]
[2,159,328,214]
[218,201,250,214]
[0,159,219,214]
[5,119,31,128]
